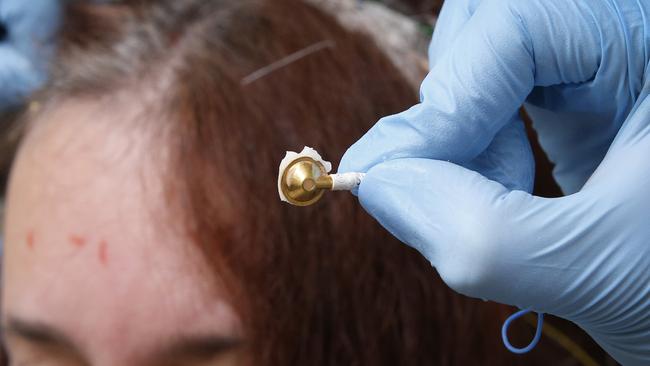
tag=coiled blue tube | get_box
[502,310,544,354]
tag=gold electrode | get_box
[280,156,334,206]
[279,147,364,207]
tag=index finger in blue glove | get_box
[0,46,41,109]
[0,0,63,110]
[339,0,604,174]
[427,0,480,71]
[1,0,62,60]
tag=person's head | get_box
[1,1,548,365]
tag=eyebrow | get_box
[3,317,242,360]
[3,317,84,356]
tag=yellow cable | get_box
[523,314,599,366]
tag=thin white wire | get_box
[241,40,336,85]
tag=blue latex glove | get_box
[339,0,650,364]
[0,0,62,111]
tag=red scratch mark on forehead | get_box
[98,240,108,266]
[26,230,35,250]
[69,235,86,248]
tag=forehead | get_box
[2,100,241,355]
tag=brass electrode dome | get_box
[280,156,333,206]
[278,147,364,207]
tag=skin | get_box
[1,97,245,366]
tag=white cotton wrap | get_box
[330,172,365,191]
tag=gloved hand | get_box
[339,0,650,364]
[0,0,62,111]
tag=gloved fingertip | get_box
[0,47,42,110]
[357,161,421,228]
[356,159,449,261]
[337,146,364,175]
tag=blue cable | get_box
[501,309,544,354]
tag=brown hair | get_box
[17,0,570,364]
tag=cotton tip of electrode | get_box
[278,146,364,206]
